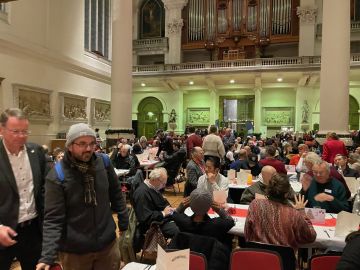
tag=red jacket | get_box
[322,139,347,164]
[186,133,202,157]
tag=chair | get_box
[309,254,341,270]
[230,248,283,270]
[245,241,296,270]
[49,264,63,270]
[190,251,207,270]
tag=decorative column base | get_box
[315,132,353,146]
[105,128,135,148]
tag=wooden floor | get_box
[10,182,185,270]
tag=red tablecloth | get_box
[209,207,337,227]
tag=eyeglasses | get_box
[73,142,97,149]
[5,128,31,136]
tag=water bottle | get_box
[352,187,360,216]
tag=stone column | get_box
[162,0,188,64]
[297,0,317,56]
[209,89,218,126]
[254,88,262,133]
[318,0,350,144]
[107,0,134,145]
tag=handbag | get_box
[141,222,167,261]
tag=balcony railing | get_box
[133,37,168,52]
[133,54,360,75]
[317,21,360,36]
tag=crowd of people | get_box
[1,107,360,270]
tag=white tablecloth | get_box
[185,204,346,249]
[114,169,130,177]
[229,180,303,193]
[122,262,156,270]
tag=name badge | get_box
[324,189,332,194]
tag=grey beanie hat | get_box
[190,189,213,215]
[65,123,96,147]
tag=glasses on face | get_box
[5,128,31,136]
[73,142,97,149]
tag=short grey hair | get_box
[0,108,28,126]
[304,152,322,165]
[313,160,331,173]
[139,136,147,143]
[149,167,167,180]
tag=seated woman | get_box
[173,189,235,249]
[244,173,316,249]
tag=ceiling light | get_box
[277,77,283,82]
[189,80,194,85]
[229,79,235,84]
[141,82,146,87]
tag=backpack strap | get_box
[54,153,110,182]
[54,161,65,182]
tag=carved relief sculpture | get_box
[91,99,111,124]
[13,84,53,123]
[187,108,210,125]
[60,93,88,122]
[167,18,184,35]
[262,107,294,126]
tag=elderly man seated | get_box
[132,167,179,238]
[173,189,235,249]
[111,143,140,182]
[240,166,296,204]
[301,161,350,213]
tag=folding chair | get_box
[230,248,283,270]
[309,254,341,270]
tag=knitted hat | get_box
[190,189,213,215]
[65,123,96,147]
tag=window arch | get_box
[140,0,165,39]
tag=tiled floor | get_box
[10,182,185,270]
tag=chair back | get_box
[190,251,207,270]
[230,249,283,270]
[309,254,341,270]
[246,241,296,270]
[49,264,63,270]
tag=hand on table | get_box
[314,193,334,202]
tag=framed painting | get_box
[91,99,111,125]
[59,93,88,123]
[262,107,295,127]
[13,84,53,123]
[187,107,210,126]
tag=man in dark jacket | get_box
[36,123,128,270]
[0,108,47,270]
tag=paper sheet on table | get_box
[344,177,360,195]
[305,208,325,225]
[156,245,189,270]
[335,211,360,237]
[237,170,250,185]
[228,169,236,181]
[213,190,228,205]
[285,165,296,173]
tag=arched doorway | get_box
[349,95,359,130]
[137,97,164,139]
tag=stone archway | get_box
[137,97,164,139]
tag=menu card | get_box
[156,245,189,270]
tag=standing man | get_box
[322,132,348,164]
[0,108,47,270]
[36,123,128,270]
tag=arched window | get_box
[140,0,165,39]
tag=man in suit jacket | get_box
[184,147,205,196]
[0,108,47,270]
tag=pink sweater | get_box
[244,199,316,249]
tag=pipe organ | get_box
[182,0,300,59]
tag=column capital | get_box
[296,6,318,24]
[167,18,184,35]
[162,0,188,10]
